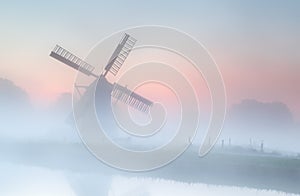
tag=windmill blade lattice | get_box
[50,45,97,77]
[104,34,137,76]
[111,83,153,113]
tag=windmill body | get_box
[50,34,153,119]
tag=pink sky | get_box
[1,43,298,120]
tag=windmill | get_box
[50,34,153,113]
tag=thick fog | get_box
[220,99,300,153]
[1,78,299,196]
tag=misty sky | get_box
[0,0,299,119]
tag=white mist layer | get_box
[0,162,76,196]
[109,176,300,196]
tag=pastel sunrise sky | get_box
[0,0,299,119]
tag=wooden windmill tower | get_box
[50,34,153,113]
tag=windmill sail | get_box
[104,34,137,76]
[50,34,154,114]
[50,45,97,77]
[111,83,153,113]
